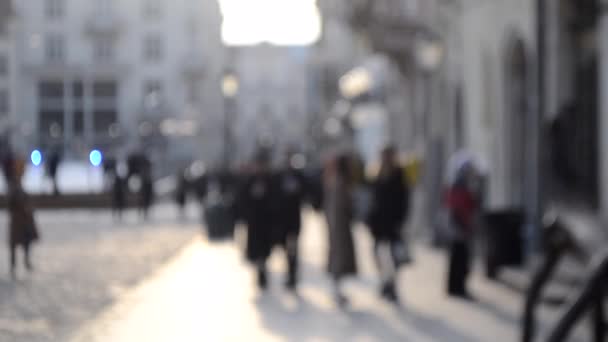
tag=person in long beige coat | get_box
[324,153,357,307]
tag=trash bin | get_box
[203,194,235,242]
[483,209,525,279]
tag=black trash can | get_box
[204,196,236,242]
[483,210,525,279]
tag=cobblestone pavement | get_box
[0,204,199,342]
[70,212,591,342]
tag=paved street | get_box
[68,211,590,342]
[0,204,199,342]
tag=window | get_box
[143,80,163,109]
[45,34,65,63]
[45,0,64,19]
[143,0,162,20]
[143,34,163,62]
[0,56,7,75]
[187,79,200,104]
[39,81,64,99]
[93,37,114,62]
[0,90,9,114]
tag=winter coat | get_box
[239,171,277,262]
[324,176,357,278]
[367,166,410,241]
[8,183,39,247]
[274,168,307,240]
[444,183,478,240]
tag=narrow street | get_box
[0,205,198,342]
[67,211,588,342]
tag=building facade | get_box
[10,0,224,163]
[229,44,314,162]
[0,0,15,143]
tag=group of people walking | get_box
[200,145,419,306]
[200,144,484,307]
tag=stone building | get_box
[9,0,225,163]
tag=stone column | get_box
[83,75,94,148]
[63,76,74,154]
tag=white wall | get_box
[459,0,535,209]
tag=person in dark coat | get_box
[324,153,357,306]
[274,151,308,291]
[46,149,61,196]
[112,174,127,220]
[175,168,188,220]
[367,146,410,303]
[139,166,154,220]
[238,150,277,290]
[444,159,480,300]
[7,161,39,277]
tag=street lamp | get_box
[414,33,445,246]
[221,73,239,168]
[222,74,239,99]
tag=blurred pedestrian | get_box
[444,153,481,300]
[112,173,127,221]
[103,155,118,190]
[274,150,308,292]
[7,156,39,278]
[175,168,188,220]
[324,153,357,307]
[138,166,154,220]
[366,145,411,303]
[237,149,276,291]
[1,142,15,183]
[46,148,61,196]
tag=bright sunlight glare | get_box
[219,0,321,46]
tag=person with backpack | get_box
[444,155,481,300]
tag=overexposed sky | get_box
[219,0,321,46]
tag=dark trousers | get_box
[447,240,471,295]
[10,243,31,272]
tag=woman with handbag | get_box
[7,156,39,278]
[366,145,411,303]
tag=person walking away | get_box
[46,149,61,196]
[444,158,480,300]
[274,151,308,292]
[7,156,39,278]
[139,166,154,220]
[324,153,357,307]
[238,150,276,291]
[175,168,188,220]
[112,173,127,221]
[367,146,411,303]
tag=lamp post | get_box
[221,73,239,168]
[414,32,445,244]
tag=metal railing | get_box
[522,216,587,342]
[546,249,608,342]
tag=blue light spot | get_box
[89,150,103,167]
[31,150,42,166]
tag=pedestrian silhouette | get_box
[46,148,61,196]
[274,150,308,292]
[324,153,357,307]
[237,149,276,291]
[366,145,411,303]
[7,156,39,278]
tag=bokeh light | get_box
[89,150,103,167]
[31,149,42,166]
